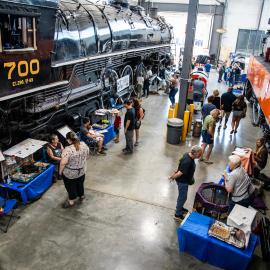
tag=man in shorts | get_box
[80,117,106,155]
[200,109,220,164]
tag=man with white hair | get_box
[169,145,202,221]
[200,109,220,164]
[224,155,254,211]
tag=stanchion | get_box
[174,102,179,118]
[168,108,174,119]
[182,110,190,142]
[188,103,195,133]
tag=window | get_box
[0,14,37,52]
[236,29,264,56]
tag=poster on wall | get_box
[117,75,130,92]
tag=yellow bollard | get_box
[188,103,195,133]
[168,108,174,119]
[174,102,179,118]
[182,110,190,142]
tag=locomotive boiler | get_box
[0,0,172,148]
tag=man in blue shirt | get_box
[201,95,216,120]
[204,60,211,75]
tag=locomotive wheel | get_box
[120,65,134,99]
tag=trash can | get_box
[192,119,203,137]
[167,118,184,144]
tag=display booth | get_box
[0,139,55,204]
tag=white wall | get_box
[220,0,270,60]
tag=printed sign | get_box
[117,75,130,92]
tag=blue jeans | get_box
[169,87,178,105]
[193,93,202,102]
[176,182,189,216]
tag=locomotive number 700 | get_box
[4,59,40,80]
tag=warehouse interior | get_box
[0,0,270,270]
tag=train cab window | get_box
[0,14,37,52]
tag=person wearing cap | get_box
[123,99,135,154]
[169,145,202,221]
[200,109,220,164]
[224,155,255,212]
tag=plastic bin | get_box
[167,118,183,144]
[192,119,203,137]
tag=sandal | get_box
[79,196,85,202]
[62,201,75,209]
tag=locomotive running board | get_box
[0,80,69,102]
[51,44,171,68]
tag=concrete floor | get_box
[0,71,270,270]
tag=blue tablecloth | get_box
[0,165,55,205]
[94,124,116,145]
[178,212,258,270]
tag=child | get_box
[114,111,121,143]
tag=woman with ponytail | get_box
[59,132,89,208]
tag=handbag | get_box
[135,120,141,129]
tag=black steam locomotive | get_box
[0,0,172,148]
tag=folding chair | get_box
[0,188,20,233]
[109,98,124,110]
[77,132,98,155]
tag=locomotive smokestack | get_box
[110,0,130,8]
[149,6,158,19]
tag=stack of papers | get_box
[227,204,257,247]
[232,147,249,157]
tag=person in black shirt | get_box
[219,87,236,129]
[212,89,221,110]
[47,134,64,181]
[123,99,135,154]
[169,146,202,221]
[230,95,247,134]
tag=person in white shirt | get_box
[224,155,255,212]
[143,66,152,98]
[136,74,144,99]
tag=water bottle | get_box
[7,175,11,185]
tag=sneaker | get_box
[182,208,189,213]
[102,146,108,151]
[223,125,227,129]
[134,142,139,147]
[97,150,106,155]
[174,214,184,221]
[230,130,234,134]
[122,148,128,152]
[204,160,214,164]
[124,150,133,155]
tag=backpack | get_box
[142,108,145,119]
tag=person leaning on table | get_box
[223,155,255,212]
[59,132,89,208]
